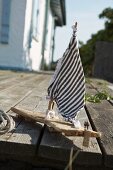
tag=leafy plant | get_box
[85,91,113,103]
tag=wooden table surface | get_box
[0,70,113,170]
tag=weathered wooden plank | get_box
[0,73,39,143]
[0,72,50,161]
[0,73,41,92]
[33,157,109,170]
[87,78,113,104]
[38,108,102,168]
[0,70,32,83]
[0,120,43,156]
[0,74,48,111]
[86,101,113,168]
[86,79,113,168]
[0,70,16,77]
[12,76,50,112]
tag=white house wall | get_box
[23,0,48,71]
[0,0,26,69]
[30,0,47,71]
[0,0,63,71]
[22,0,41,71]
[0,2,2,41]
[22,0,33,70]
[44,8,54,67]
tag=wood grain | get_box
[0,72,50,161]
[38,108,102,167]
[86,79,113,167]
[1,71,109,169]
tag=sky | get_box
[54,0,113,61]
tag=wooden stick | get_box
[47,120,101,137]
[11,107,71,125]
[48,100,55,110]
[11,107,101,138]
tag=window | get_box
[32,0,39,40]
[0,0,11,44]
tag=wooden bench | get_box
[0,70,113,170]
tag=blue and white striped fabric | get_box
[47,22,85,120]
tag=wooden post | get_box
[48,100,55,110]
[83,130,91,147]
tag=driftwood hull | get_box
[11,107,101,138]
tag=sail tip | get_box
[72,21,77,35]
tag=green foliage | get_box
[85,91,113,103]
[80,7,113,76]
[99,7,113,26]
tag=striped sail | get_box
[47,22,85,120]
